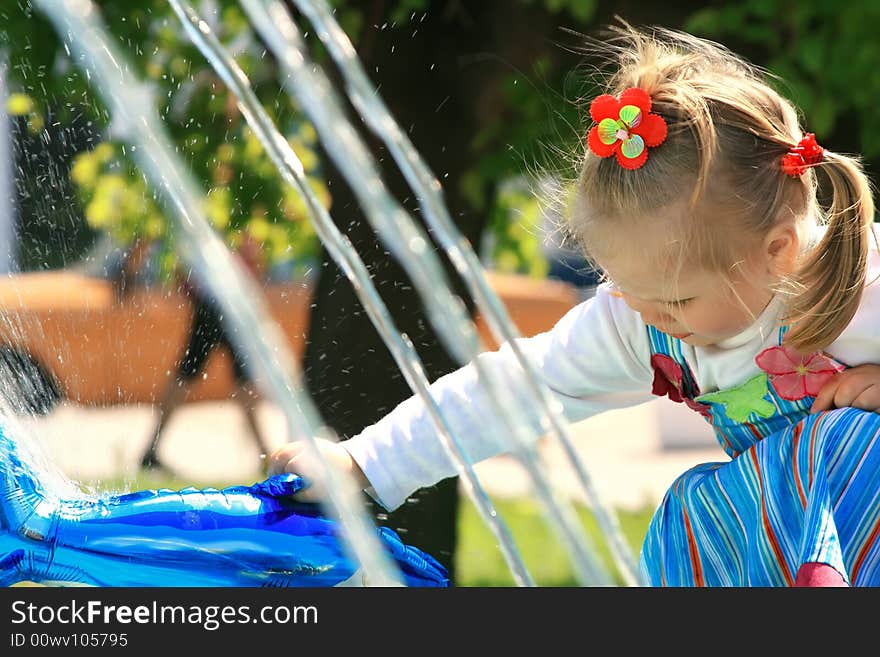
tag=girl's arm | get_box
[274,284,655,510]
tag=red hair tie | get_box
[781,133,825,177]
[587,87,668,170]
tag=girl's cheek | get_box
[671,305,693,323]
[678,307,710,332]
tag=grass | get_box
[21,472,656,587]
[456,496,654,586]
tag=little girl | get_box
[269,26,880,587]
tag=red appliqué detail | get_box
[650,354,711,418]
[651,354,685,402]
[684,397,712,419]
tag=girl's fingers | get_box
[812,365,880,413]
[267,442,307,475]
[282,455,323,502]
[850,384,880,413]
[811,377,840,412]
[815,378,880,413]
[832,374,878,410]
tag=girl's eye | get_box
[668,297,695,308]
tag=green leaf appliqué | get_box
[695,373,776,423]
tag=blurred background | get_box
[1,0,877,585]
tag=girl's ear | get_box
[763,220,800,276]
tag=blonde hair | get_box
[571,23,876,352]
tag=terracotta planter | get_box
[0,270,579,405]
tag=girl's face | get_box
[587,202,786,347]
[605,258,775,347]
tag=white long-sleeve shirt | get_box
[344,232,880,511]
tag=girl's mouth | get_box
[671,332,692,339]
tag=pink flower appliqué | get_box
[754,344,845,401]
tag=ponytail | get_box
[782,152,876,353]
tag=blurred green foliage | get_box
[489,179,549,278]
[685,0,880,158]
[3,0,878,279]
[3,0,327,280]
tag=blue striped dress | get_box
[640,324,880,586]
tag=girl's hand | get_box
[268,438,369,503]
[811,364,880,413]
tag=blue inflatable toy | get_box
[0,425,448,587]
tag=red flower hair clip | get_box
[587,87,668,170]
[781,133,825,177]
